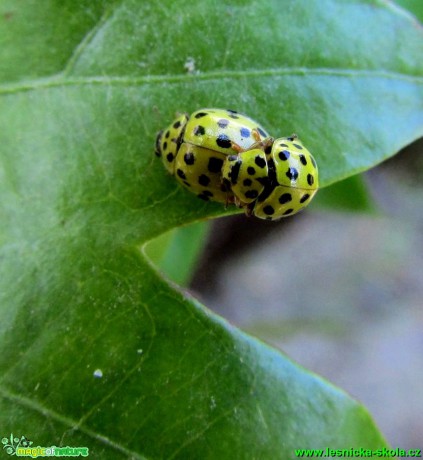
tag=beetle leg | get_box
[244,204,253,217]
[230,141,244,153]
[252,128,262,142]
[233,136,274,153]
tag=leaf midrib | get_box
[0,67,422,96]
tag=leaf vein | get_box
[0,68,422,96]
[0,384,148,459]
[61,3,121,77]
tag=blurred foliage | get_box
[143,221,210,286]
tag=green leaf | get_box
[394,0,423,23]
[2,0,421,457]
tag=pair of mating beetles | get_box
[155,108,318,221]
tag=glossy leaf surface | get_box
[2,0,422,457]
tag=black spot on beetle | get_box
[245,190,259,199]
[293,143,303,149]
[230,160,242,184]
[283,208,294,215]
[193,125,205,136]
[216,134,232,148]
[257,159,277,202]
[257,127,267,138]
[155,130,163,156]
[227,109,239,119]
[184,152,195,165]
[279,193,292,204]
[198,174,211,186]
[279,150,290,161]
[263,205,275,215]
[243,179,252,187]
[247,166,256,175]
[300,194,310,203]
[255,156,266,168]
[208,157,224,173]
[197,190,213,201]
[299,154,307,166]
[177,169,186,179]
[307,174,314,186]
[195,112,208,118]
[166,153,174,162]
[286,167,299,181]
[173,120,181,129]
